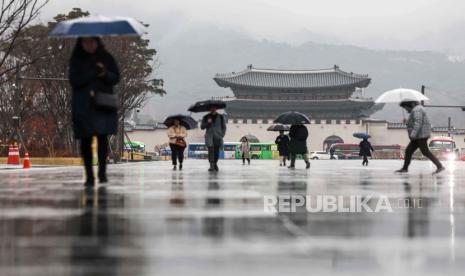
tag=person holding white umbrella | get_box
[375,88,444,174]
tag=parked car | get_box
[310,151,338,160]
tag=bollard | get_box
[7,144,20,165]
[23,152,31,169]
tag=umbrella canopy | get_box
[49,16,147,38]
[163,114,198,130]
[240,134,260,143]
[188,100,226,113]
[273,111,311,125]
[353,132,371,139]
[375,88,429,104]
[267,124,290,132]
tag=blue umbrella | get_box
[49,16,147,38]
[353,132,371,139]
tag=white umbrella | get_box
[375,88,429,104]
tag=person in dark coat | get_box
[329,146,336,160]
[359,138,374,166]
[288,124,310,169]
[275,130,290,166]
[200,107,226,172]
[69,37,120,186]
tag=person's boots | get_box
[179,163,183,170]
[173,165,177,170]
[242,159,245,165]
[214,163,219,171]
[306,161,310,169]
[98,171,108,184]
[395,168,408,173]
[433,166,445,175]
[84,177,95,187]
[247,159,250,165]
[208,163,215,172]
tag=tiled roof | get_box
[214,65,371,89]
[387,123,465,134]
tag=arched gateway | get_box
[323,136,344,152]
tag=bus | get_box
[245,143,275,159]
[223,143,240,159]
[330,143,402,159]
[187,143,208,159]
[428,136,459,161]
[124,141,145,152]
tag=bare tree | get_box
[0,0,49,78]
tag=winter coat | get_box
[288,125,308,154]
[406,105,432,140]
[359,140,374,157]
[200,113,226,148]
[167,125,188,144]
[275,135,290,156]
[69,50,120,139]
[241,141,250,158]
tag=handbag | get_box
[92,90,118,111]
[175,138,186,148]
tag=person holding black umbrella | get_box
[275,130,290,166]
[288,125,310,169]
[201,107,227,172]
[359,137,374,166]
[167,119,187,170]
[69,37,120,187]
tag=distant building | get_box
[126,65,465,154]
[214,65,380,120]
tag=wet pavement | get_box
[1,159,464,275]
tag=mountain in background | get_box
[143,24,465,127]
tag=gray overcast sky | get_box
[41,0,465,52]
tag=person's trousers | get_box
[290,153,309,166]
[362,155,369,165]
[402,138,443,169]
[242,153,250,164]
[169,143,185,165]
[208,145,220,164]
[80,135,108,181]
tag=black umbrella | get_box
[267,124,290,132]
[353,132,371,139]
[163,114,198,130]
[188,100,226,113]
[240,134,260,143]
[273,111,311,125]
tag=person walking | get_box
[275,130,290,166]
[167,119,187,170]
[240,137,251,165]
[69,37,120,186]
[288,124,310,169]
[359,138,374,166]
[201,107,226,172]
[396,100,445,174]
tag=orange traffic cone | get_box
[7,144,20,165]
[23,152,31,169]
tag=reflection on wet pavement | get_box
[0,160,465,275]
